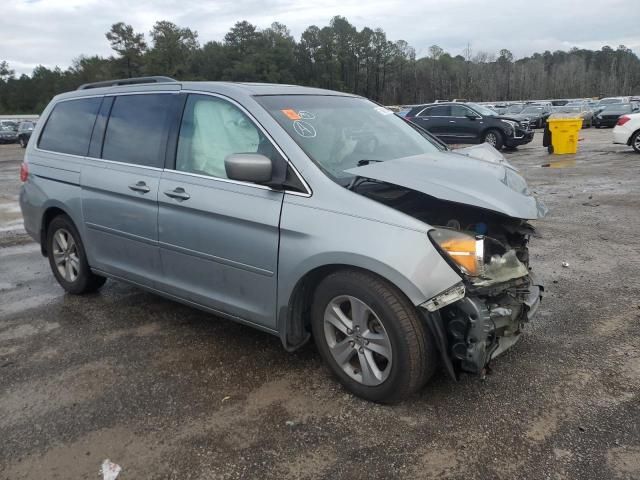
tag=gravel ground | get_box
[0,129,639,480]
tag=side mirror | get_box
[225,153,273,184]
[466,114,478,121]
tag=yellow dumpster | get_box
[546,115,583,154]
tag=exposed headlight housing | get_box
[429,228,484,276]
[429,228,529,286]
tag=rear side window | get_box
[38,97,101,156]
[102,94,174,168]
[419,105,450,117]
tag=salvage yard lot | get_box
[1,130,639,479]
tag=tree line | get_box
[1,16,640,114]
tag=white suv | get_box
[613,113,640,153]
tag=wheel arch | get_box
[278,261,427,352]
[40,203,76,256]
[481,125,505,139]
[627,128,640,146]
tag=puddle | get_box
[541,158,576,168]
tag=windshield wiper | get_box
[356,159,383,166]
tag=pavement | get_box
[1,130,639,480]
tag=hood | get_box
[454,142,515,167]
[498,114,525,122]
[345,150,548,220]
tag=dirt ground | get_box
[1,129,639,480]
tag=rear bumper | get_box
[612,126,631,145]
[19,184,41,244]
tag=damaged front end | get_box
[345,151,546,378]
[422,211,544,378]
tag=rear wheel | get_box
[631,131,640,153]
[483,129,504,149]
[311,269,436,403]
[46,215,106,294]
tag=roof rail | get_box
[77,76,177,90]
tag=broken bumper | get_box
[505,130,534,148]
[422,273,543,377]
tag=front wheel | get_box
[19,136,27,148]
[631,131,640,153]
[47,215,106,294]
[311,269,436,403]
[483,129,504,149]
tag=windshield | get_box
[602,104,631,113]
[599,98,622,105]
[467,103,497,117]
[559,107,581,113]
[257,95,443,182]
[506,105,524,113]
[0,121,18,130]
[522,107,544,114]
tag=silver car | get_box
[19,77,546,403]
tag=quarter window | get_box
[176,94,277,179]
[38,97,102,156]
[102,94,174,168]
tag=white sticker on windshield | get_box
[374,106,394,115]
[298,110,316,120]
[293,120,317,138]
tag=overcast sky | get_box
[2,0,639,75]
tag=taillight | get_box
[617,116,631,126]
[20,162,29,182]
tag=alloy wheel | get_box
[485,132,497,146]
[52,228,80,282]
[634,134,640,151]
[323,295,392,386]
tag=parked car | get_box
[593,97,628,115]
[550,99,570,106]
[19,77,545,403]
[554,105,595,128]
[17,121,35,148]
[510,105,553,128]
[405,102,534,149]
[612,112,640,153]
[594,104,636,128]
[504,103,525,115]
[0,121,18,144]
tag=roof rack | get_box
[77,76,177,90]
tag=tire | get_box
[46,215,106,294]
[483,129,504,150]
[311,269,436,403]
[19,136,27,148]
[631,131,640,153]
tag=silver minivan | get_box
[19,77,546,403]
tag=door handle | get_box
[129,181,150,193]
[164,187,190,201]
